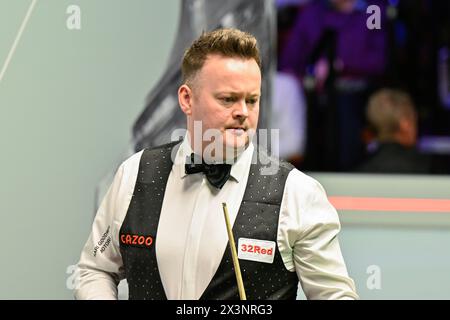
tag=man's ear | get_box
[178,84,193,116]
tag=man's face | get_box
[181,54,261,157]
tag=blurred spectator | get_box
[280,0,387,80]
[274,0,310,168]
[357,88,432,174]
[279,0,387,171]
[272,72,307,167]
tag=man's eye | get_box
[246,99,258,105]
[221,97,236,103]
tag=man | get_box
[357,88,432,174]
[75,28,358,300]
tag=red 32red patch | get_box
[238,238,276,264]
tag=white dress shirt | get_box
[75,137,358,300]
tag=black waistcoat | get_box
[119,141,298,300]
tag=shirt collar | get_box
[175,133,254,184]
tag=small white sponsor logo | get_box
[238,238,276,264]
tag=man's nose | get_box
[232,99,249,119]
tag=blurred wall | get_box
[309,173,450,300]
[0,0,179,299]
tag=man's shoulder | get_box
[255,145,295,173]
[282,166,327,199]
[253,146,322,191]
[122,140,182,167]
[141,140,182,156]
[287,167,321,186]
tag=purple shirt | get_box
[279,1,387,79]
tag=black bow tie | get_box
[185,153,232,189]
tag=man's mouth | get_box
[226,127,247,136]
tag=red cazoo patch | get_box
[120,233,153,248]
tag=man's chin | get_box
[223,138,249,160]
[224,130,249,145]
[224,136,248,150]
[201,131,252,163]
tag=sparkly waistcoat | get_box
[119,141,298,300]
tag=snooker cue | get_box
[222,202,246,300]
